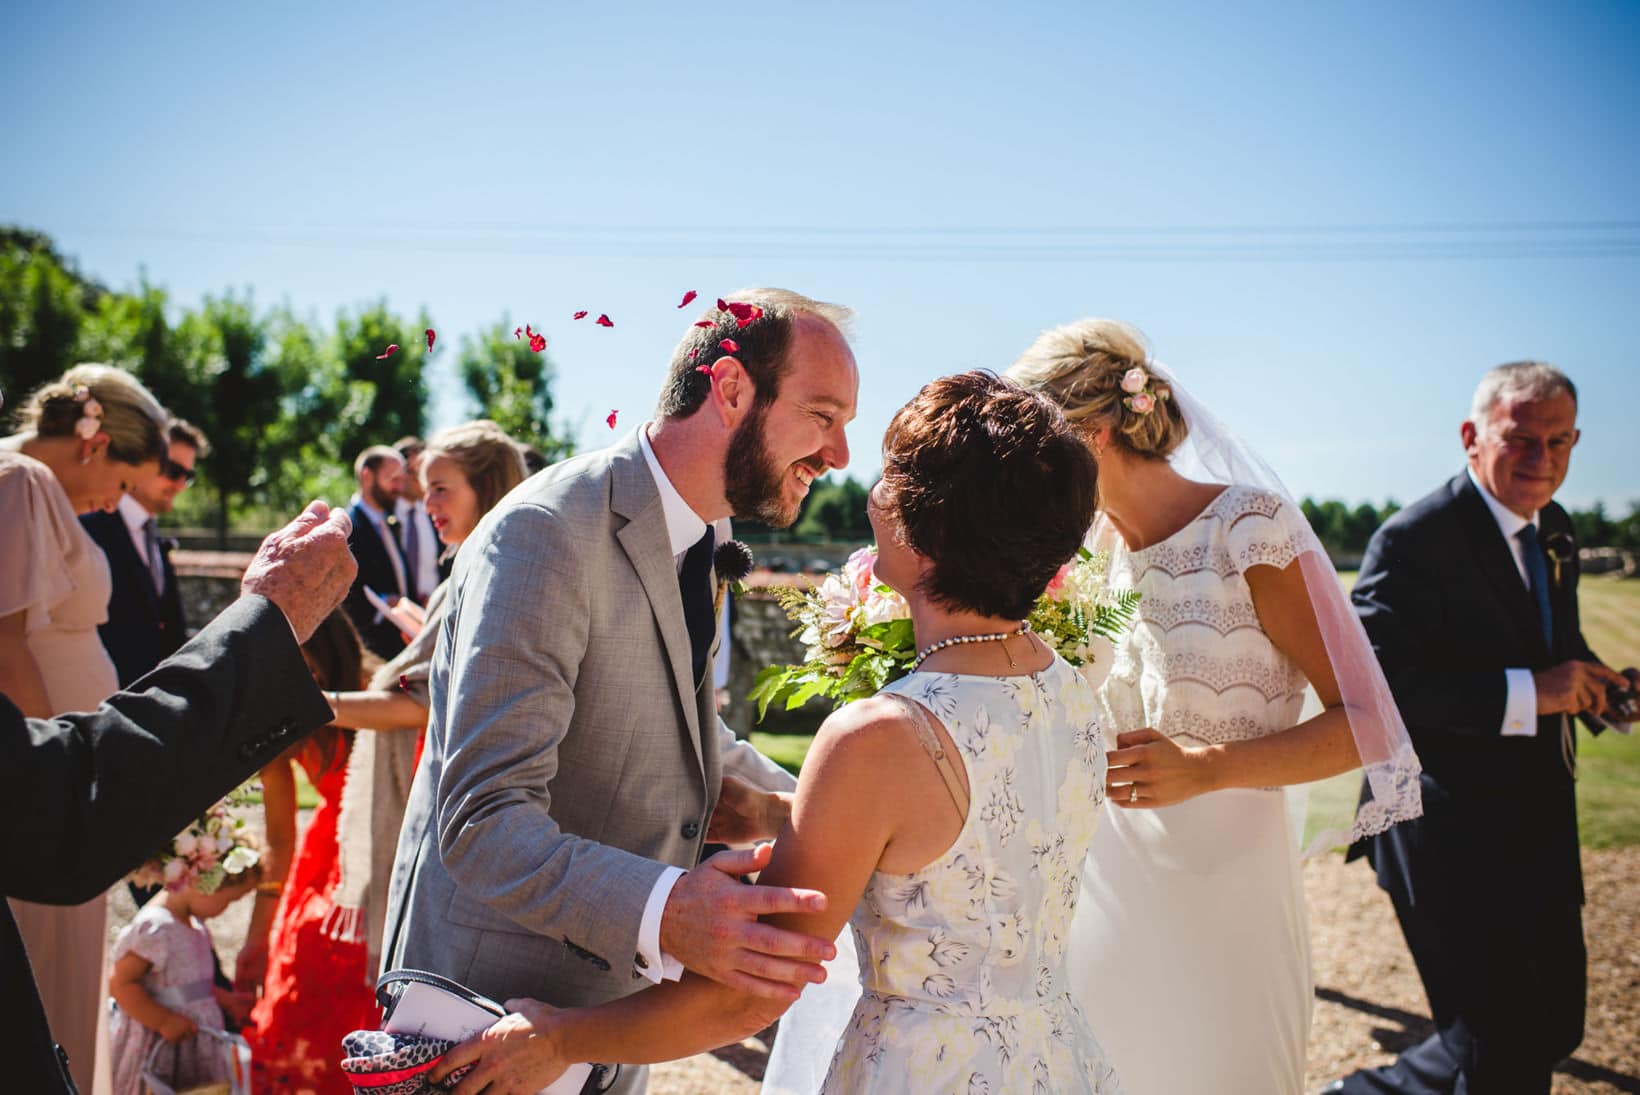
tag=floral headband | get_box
[130,793,261,895]
[72,385,103,440]
[1119,365,1169,416]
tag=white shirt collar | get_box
[351,491,391,526]
[118,492,153,533]
[637,424,713,559]
[1467,466,1538,539]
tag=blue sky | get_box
[4,0,1636,509]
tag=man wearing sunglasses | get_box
[81,419,207,686]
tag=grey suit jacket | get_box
[382,431,794,1016]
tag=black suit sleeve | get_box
[1352,519,1511,737]
[1,595,333,906]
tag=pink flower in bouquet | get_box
[174,830,199,856]
[1120,366,1148,394]
[1127,391,1155,414]
[815,573,857,648]
[1045,562,1072,597]
[858,585,908,628]
[162,858,188,888]
[843,546,878,601]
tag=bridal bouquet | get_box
[129,784,261,894]
[748,545,1139,719]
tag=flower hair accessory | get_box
[130,789,261,895]
[1118,365,1168,416]
[72,385,103,440]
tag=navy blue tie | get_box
[679,527,716,686]
[1517,524,1554,649]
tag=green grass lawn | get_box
[753,575,1640,848]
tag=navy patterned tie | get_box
[1517,524,1554,650]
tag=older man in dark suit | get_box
[4,500,355,1094]
[1333,362,1637,1094]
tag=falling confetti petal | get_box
[695,364,713,376]
[573,311,589,321]
[398,674,411,692]
[514,326,522,340]
[529,332,547,353]
[719,338,740,353]
[606,409,619,429]
[716,298,728,311]
[425,328,436,352]
[595,314,614,327]
[723,301,763,329]
[376,344,400,360]
[693,320,715,329]
[678,290,697,309]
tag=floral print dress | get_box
[822,658,1122,1094]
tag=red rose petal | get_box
[375,344,400,360]
[693,320,714,329]
[513,326,522,340]
[719,338,739,353]
[606,410,619,429]
[572,310,588,321]
[425,328,436,352]
[678,290,697,309]
[595,314,614,327]
[716,298,728,311]
[695,364,713,376]
[398,674,411,692]
[529,332,547,353]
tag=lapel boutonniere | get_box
[1542,530,1575,587]
[712,538,754,620]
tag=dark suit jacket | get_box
[80,509,187,686]
[2,596,333,1093]
[344,500,411,659]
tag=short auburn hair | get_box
[879,371,1097,619]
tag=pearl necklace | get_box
[911,621,1033,672]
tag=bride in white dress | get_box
[433,372,1122,1094]
[1007,319,1423,1095]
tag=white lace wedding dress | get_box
[1067,486,1314,1095]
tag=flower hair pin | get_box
[72,385,103,440]
[1119,366,1169,416]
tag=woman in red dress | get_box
[243,610,380,1094]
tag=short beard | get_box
[724,400,798,528]
[368,483,397,512]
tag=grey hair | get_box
[1469,361,1578,427]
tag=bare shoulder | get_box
[800,694,924,785]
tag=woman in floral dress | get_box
[432,371,1123,1094]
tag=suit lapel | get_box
[1451,474,1548,656]
[609,437,704,774]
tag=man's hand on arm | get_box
[707,775,793,844]
[658,843,834,1002]
[240,500,357,643]
[1533,659,1630,718]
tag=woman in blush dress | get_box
[430,372,1123,1095]
[1,363,168,1094]
[1008,319,1421,1095]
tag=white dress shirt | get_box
[396,497,441,599]
[632,424,733,984]
[117,492,153,562]
[1467,468,1542,737]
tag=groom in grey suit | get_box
[384,289,857,1092]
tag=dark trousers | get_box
[1337,886,1584,1095]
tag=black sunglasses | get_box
[160,457,197,485]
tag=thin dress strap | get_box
[888,693,969,821]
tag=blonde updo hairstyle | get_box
[15,363,168,467]
[1005,319,1188,460]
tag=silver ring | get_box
[1128,786,1138,804]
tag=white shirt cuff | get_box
[635,866,687,984]
[1501,668,1537,737]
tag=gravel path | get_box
[112,845,1637,1094]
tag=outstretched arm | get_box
[433,696,946,1093]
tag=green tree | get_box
[458,319,573,460]
[0,233,95,414]
[331,302,430,462]
[794,475,872,541]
